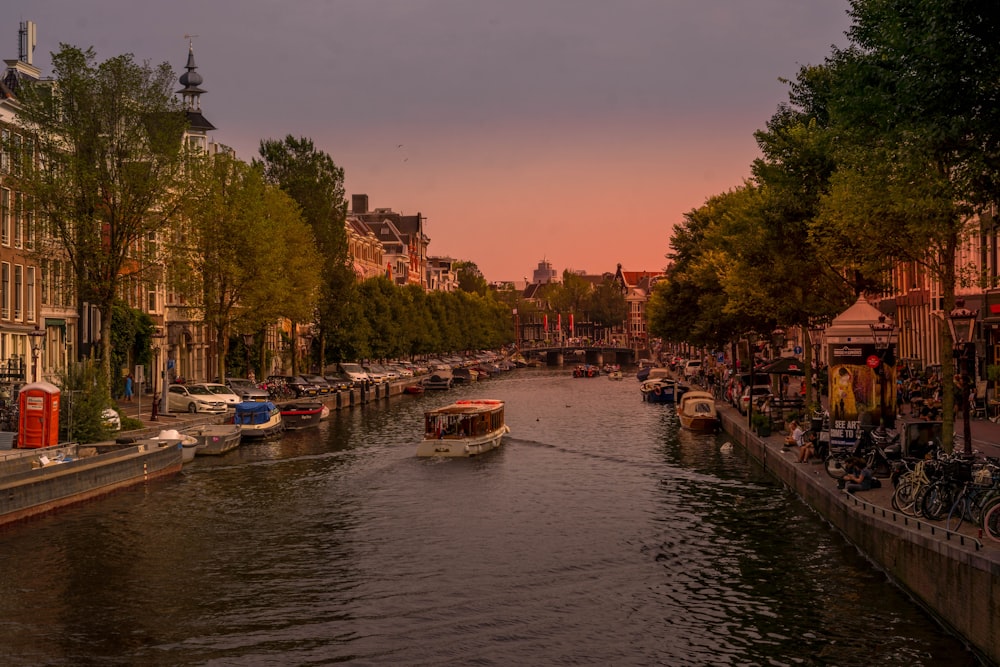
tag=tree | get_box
[454,261,488,295]
[178,154,321,380]
[258,136,352,372]
[588,277,628,330]
[813,0,1000,450]
[9,45,191,396]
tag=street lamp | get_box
[28,324,44,383]
[151,327,166,421]
[869,314,896,431]
[948,299,978,456]
[808,323,825,407]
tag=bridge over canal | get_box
[522,344,638,367]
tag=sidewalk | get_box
[112,392,220,437]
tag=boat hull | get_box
[0,441,183,527]
[678,391,720,432]
[640,380,684,404]
[280,402,324,430]
[416,425,509,457]
[186,424,242,456]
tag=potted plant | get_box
[751,412,771,437]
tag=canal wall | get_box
[720,409,1000,665]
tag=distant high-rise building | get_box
[532,259,557,284]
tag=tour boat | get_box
[677,390,720,432]
[416,399,510,457]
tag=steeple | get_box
[177,36,205,112]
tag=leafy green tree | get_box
[258,136,352,371]
[177,154,321,380]
[812,0,1000,449]
[8,45,191,397]
[455,261,489,296]
[588,277,628,330]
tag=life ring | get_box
[653,385,662,396]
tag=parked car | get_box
[683,359,702,379]
[167,384,228,414]
[739,385,773,415]
[337,363,370,386]
[197,382,242,409]
[304,375,332,396]
[225,377,270,402]
[324,373,354,391]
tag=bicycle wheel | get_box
[946,495,968,531]
[920,481,955,521]
[892,480,919,516]
[981,499,1000,543]
[825,455,848,479]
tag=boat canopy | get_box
[234,401,278,425]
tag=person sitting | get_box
[842,458,875,493]
[798,430,816,463]
[783,420,803,451]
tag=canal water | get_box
[0,369,978,665]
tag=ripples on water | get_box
[0,369,979,665]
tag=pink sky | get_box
[12,1,852,282]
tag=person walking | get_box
[124,373,134,403]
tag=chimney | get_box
[352,194,368,215]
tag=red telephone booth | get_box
[17,381,61,449]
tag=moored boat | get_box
[184,423,243,456]
[572,364,599,378]
[608,370,623,380]
[639,378,685,404]
[155,429,200,463]
[678,390,720,432]
[232,401,284,440]
[0,440,183,527]
[279,401,324,429]
[416,399,510,457]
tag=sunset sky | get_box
[11,1,852,283]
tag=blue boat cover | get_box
[234,401,277,425]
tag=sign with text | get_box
[828,342,897,448]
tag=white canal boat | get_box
[416,399,510,457]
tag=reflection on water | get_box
[0,369,977,665]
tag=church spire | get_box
[177,35,205,112]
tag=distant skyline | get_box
[10,1,852,282]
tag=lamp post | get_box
[28,324,44,383]
[948,299,978,456]
[808,323,825,408]
[869,314,896,432]
[151,328,166,421]
[242,333,255,381]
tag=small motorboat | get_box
[678,391,720,432]
[184,423,242,456]
[156,429,200,463]
[608,370,623,380]
[279,401,324,429]
[232,401,284,440]
[404,384,425,395]
[640,379,685,404]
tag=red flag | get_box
[570,313,574,335]
[386,262,392,279]
[544,315,548,331]
[558,314,562,332]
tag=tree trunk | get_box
[99,302,114,402]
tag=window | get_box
[14,265,23,321]
[40,260,48,306]
[0,129,7,172]
[24,198,33,250]
[0,188,8,246]
[1,262,9,320]
[26,267,35,322]
[13,192,22,248]
[147,290,156,313]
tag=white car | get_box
[167,384,228,414]
[196,383,241,409]
[739,385,773,415]
[683,360,702,378]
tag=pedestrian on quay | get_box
[124,373,134,403]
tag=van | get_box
[683,360,702,378]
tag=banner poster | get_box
[827,342,897,448]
